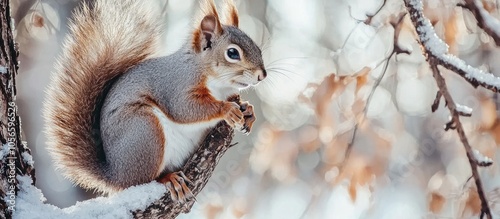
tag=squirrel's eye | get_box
[225,44,242,63]
[227,48,240,60]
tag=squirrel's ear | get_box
[199,15,221,51]
[201,15,221,37]
[222,0,239,27]
[192,0,223,53]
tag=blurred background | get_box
[10,0,500,218]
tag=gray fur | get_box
[99,19,265,188]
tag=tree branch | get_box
[404,0,493,218]
[1,0,36,218]
[132,95,246,218]
[2,0,239,217]
[405,0,500,93]
[133,123,235,218]
[460,0,500,46]
[429,62,492,219]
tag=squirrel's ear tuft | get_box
[198,0,222,33]
[223,0,239,27]
[192,0,222,53]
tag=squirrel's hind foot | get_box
[158,171,194,203]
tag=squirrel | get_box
[43,0,265,202]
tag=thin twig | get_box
[460,0,500,46]
[404,0,493,217]
[339,12,408,171]
[431,91,442,112]
[405,0,500,93]
[365,0,388,24]
[429,62,492,219]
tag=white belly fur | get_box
[151,106,219,174]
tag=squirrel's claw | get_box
[224,100,255,134]
[239,101,255,134]
[224,102,245,129]
[158,171,194,203]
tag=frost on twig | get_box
[405,0,495,218]
[406,0,500,93]
[429,63,493,219]
[473,149,494,167]
[460,0,500,46]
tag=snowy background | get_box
[11,0,500,218]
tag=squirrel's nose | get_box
[257,69,267,81]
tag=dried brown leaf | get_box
[491,120,500,145]
[32,14,45,28]
[349,179,358,202]
[477,99,500,145]
[444,12,458,53]
[465,189,482,215]
[479,99,497,130]
[355,67,371,93]
[429,192,445,213]
[336,157,374,202]
[481,0,497,13]
[231,199,247,218]
[204,203,223,219]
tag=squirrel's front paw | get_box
[239,101,255,135]
[157,171,193,203]
[223,102,245,129]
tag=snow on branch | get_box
[405,0,496,218]
[14,176,167,219]
[1,0,36,218]
[461,0,500,46]
[405,0,500,93]
[12,123,234,219]
[133,123,235,218]
[429,64,493,219]
[2,0,238,217]
[473,149,494,167]
[455,103,473,117]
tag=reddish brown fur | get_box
[189,76,227,121]
[45,0,246,194]
[201,0,222,32]
[192,29,202,53]
[192,0,224,53]
[223,0,239,27]
[228,8,239,27]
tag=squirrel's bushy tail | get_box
[44,0,162,193]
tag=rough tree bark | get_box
[0,1,237,218]
[133,123,234,218]
[0,0,36,218]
